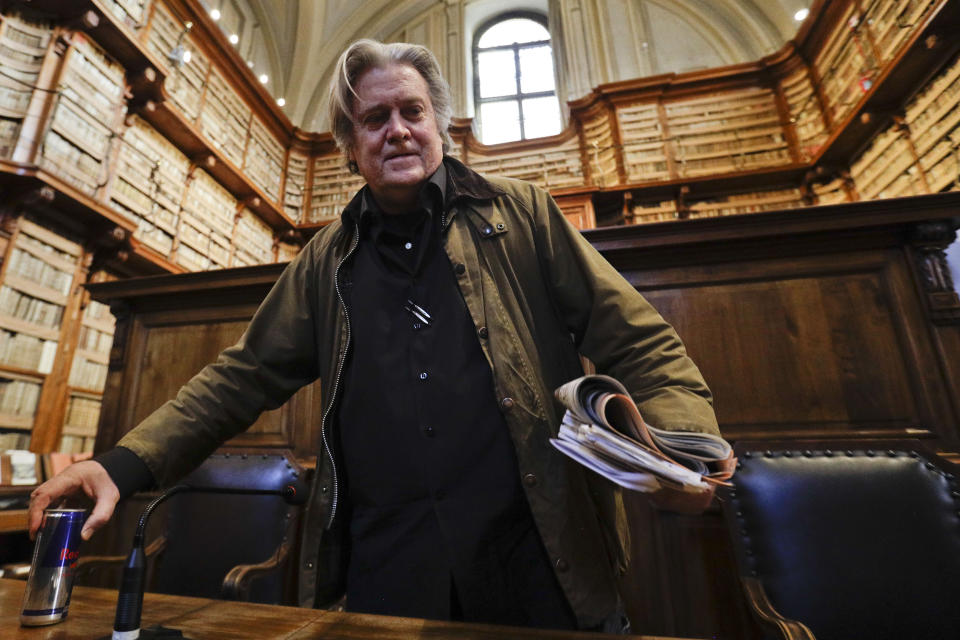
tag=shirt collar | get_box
[356,162,447,225]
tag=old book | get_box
[551,374,735,494]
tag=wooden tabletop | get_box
[0,579,699,639]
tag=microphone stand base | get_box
[99,625,189,639]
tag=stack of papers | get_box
[551,375,736,494]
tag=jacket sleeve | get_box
[528,184,719,435]
[116,244,323,486]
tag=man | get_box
[29,39,719,632]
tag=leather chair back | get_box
[722,441,960,640]
[151,449,306,604]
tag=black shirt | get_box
[335,165,574,628]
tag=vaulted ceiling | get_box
[206,0,811,131]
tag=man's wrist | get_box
[93,447,155,499]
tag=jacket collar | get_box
[340,155,504,227]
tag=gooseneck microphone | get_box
[106,481,305,640]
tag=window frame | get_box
[472,11,558,143]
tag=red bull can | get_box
[20,508,87,626]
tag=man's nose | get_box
[385,111,411,142]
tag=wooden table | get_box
[0,579,698,639]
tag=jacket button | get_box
[422,425,435,437]
[478,327,488,339]
[482,225,493,235]
[500,397,514,410]
[454,263,466,275]
[523,473,538,487]
[555,558,569,572]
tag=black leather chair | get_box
[720,440,960,640]
[76,449,307,605]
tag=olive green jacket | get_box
[118,157,718,629]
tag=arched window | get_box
[473,13,562,145]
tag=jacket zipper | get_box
[320,225,360,529]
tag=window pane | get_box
[522,96,562,139]
[478,18,550,48]
[519,45,555,94]
[480,100,521,144]
[478,50,517,99]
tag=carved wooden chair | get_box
[76,449,307,605]
[720,440,960,640]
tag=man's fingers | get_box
[80,491,119,541]
[27,461,119,541]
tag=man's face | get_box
[349,63,444,214]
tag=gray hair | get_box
[328,39,453,173]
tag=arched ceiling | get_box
[223,0,810,131]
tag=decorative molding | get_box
[910,221,960,325]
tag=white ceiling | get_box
[210,0,810,131]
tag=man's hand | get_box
[28,460,120,541]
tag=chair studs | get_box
[241,453,248,459]
[764,450,773,457]
[802,450,813,457]
[783,450,794,458]
[845,450,854,457]
[866,450,876,457]
[824,449,834,457]
[744,451,754,459]
[887,450,897,457]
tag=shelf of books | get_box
[0,217,84,448]
[175,168,236,271]
[686,187,806,219]
[198,66,251,170]
[38,32,127,198]
[465,136,583,190]
[665,88,791,178]
[244,116,284,206]
[108,114,189,257]
[232,207,275,267]
[779,67,828,160]
[104,0,151,32]
[861,0,938,67]
[811,177,851,205]
[581,108,618,187]
[906,51,960,194]
[616,102,669,183]
[812,3,874,128]
[283,149,308,224]
[145,2,208,121]
[0,12,52,159]
[850,125,926,200]
[307,154,365,225]
[627,198,678,225]
[60,297,114,453]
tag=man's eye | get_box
[363,113,387,127]
[404,106,425,119]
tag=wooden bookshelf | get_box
[307,154,364,225]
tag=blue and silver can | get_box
[20,508,87,626]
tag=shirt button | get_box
[422,425,435,437]
[478,327,488,339]
[419,372,428,380]
[404,241,413,250]
[555,558,569,572]
[454,263,466,275]
[500,397,514,410]
[523,473,538,487]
